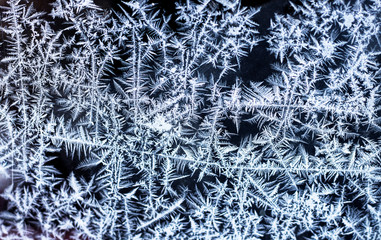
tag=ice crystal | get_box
[0,0,380,239]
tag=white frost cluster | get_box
[0,0,380,239]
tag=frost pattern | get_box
[0,0,380,239]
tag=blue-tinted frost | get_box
[0,0,380,239]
